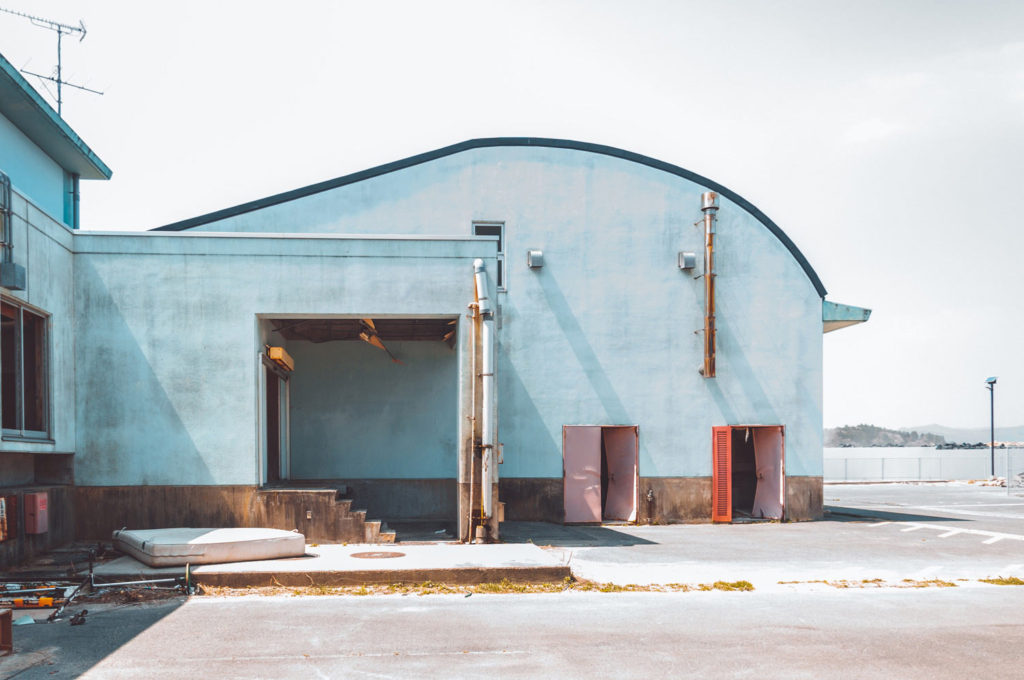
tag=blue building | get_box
[0,51,869,565]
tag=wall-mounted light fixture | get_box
[527,250,544,268]
[678,251,697,270]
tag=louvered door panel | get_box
[712,426,732,522]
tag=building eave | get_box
[823,300,871,333]
[0,51,112,180]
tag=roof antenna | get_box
[0,6,103,116]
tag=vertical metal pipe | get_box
[72,174,80,229]
[701,192,719,377]
[465,300,479,542]
[989,383,995,477]
[474,259,495,520]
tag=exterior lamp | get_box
[985,377,997,477]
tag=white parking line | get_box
[872,521,1024,544]
[910,505,1024,520]
[868,521,892,527]
[937,499,1024,503]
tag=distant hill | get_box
[825,424,945,447]
[905,424,1024,444]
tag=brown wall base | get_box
[499,478,563,522]
[502,475,822,524]
[74,486,256,541]
[0,485,75,569]
[638,477,713,523]
[785,476,823,521]
[74,481,460,543]
[500,477,713,524]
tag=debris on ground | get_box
[197,577,757,598]
[69,610,88,626]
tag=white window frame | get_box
[1,297,51,441]
[473,221,506,292]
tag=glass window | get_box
[473,222,506,291]
[1,299,49,437]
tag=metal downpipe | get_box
[473,259,496,521]
[701,191,718,378]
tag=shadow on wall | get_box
[75,258,213,486]
[499,346,561,477]
[704,313,781,426]
[537,269,631,424]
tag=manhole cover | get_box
[350,551,406,559]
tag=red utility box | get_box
[24,492,48,534]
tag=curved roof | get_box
[153,137,826,297]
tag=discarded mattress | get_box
[112,528,306,567]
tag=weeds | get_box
[198,575,756,597]
[980,576,1024,586]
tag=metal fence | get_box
[824,448,1023,482]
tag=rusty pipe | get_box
[701,191,718,378]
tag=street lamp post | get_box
[985,377,997,477]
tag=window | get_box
[1,299,49,438]
[473,222,505,291]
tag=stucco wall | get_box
[72,232,492,486]
[0,115,66,225]
[185,146,824,478]
[0,190,77,454]
[287,339,458,479]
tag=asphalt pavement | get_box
[4,588,1024,679]
[3,482,1024,679]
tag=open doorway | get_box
[563,425,638,523]
[260,317,460,525]
[261,352,291,484]
[712,425,785,522]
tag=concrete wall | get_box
[188,146,824,480]
[1,142,826,534]
[0,188,78,566]
[0,114,67,225]
[72,232,494,487]
[1,189,77,453]
[287,339,459,479]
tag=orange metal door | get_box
[712,426,732,522]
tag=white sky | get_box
[2,0,1021,430]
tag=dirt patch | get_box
[197,576,757,597]
[777,578,957,589]
[80,586,186,605]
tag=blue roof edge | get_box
[0,51,112,180]
[152,137,827,297]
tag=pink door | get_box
[603,427,638,521]
[563,426,602,523]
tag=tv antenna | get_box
[0,6,103,115]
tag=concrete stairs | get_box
[252,486,395,544]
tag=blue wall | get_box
[190,146,824,478]
[33,144,826,490]
[287,339,458,479]
[0,114,67,225]
[72,233,490,485]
